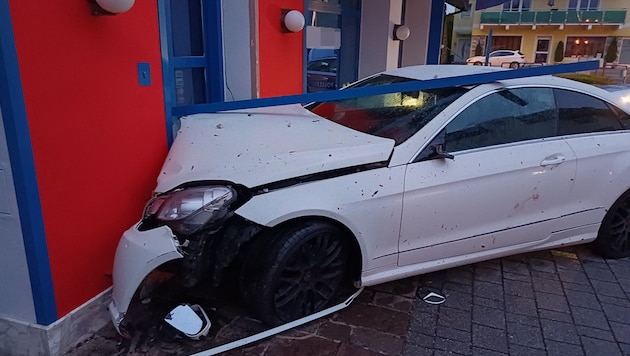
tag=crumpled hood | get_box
[155,104,395,192]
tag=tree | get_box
[605,37,618,64]
[554,41,565,63]
[474,42,483,56]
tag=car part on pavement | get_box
[190,288,364,356]
[422,291,446,305]
[163,304,211,340]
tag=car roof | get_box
[379,65,609,95]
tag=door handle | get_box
[540,154,566,167]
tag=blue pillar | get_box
[426,0,444,64]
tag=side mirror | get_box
[432,144,454,160]
[163,304,211,340]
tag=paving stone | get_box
[609,321,630,344]
[471,347,507,356]
[601,303,630,324]
[504,294,537,317]
[442,289,472,312]
[535,291,570,313]
[474,267,503,285]
[502,260,531,276]
[349,327,405,355]
[316,321,352,343]
[537,309,573,323]
[598,295,630,308]
[445,268,474,286]
[570,305,610,330]
[528,258,557,274]
[619,343,630,355]
[406,331,435,348]
[336,342,381,356]
[532,277,564,295]
[332,303,409,335]
[590,279,627,298]
[477,260,502,271]
[561,281,595,294]
[583,264,617,283]
[505,313,539,327]
[581,336,623,356]
[436,325,471,344]
[565,289,602,310]
[553,256,583,271]
[434,336,471,355]
[504,279,535,299]
[531,270,560,282]
[575,325,617,342]
[437,307,471,332]
[408,311,437,336]
[474,296,504,310]
[618,278,630,295]
[402,343,434,356]
[472,324,508,353]
[473,281,503,301]
[442,281,473,294]
[506,321,544,349]
[544,340,585,356]
[372,291,413,313]
[502,272,532,283]
[508,344,545,356]
[473,304,506,330]
[265,335,340,356]
[540,319,581,345]
[557,269,590,285]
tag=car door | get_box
[489,51,507,66]
[398,87,577,266]
[553,88,630,222]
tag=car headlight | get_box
[143,186,236,235]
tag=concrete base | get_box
[0,288,112,356]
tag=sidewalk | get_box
[67,244,630,355]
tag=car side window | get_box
[554,89,624,135]
[444,87,556,152]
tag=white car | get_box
[467,49,526,68]
[109,65,630,334]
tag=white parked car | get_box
[109,65,630,335]
[467,49,526,68]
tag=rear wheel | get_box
[509,62,520,69]
[591,190,630,258]
[241,221,349,325]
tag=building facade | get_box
[453,0,630,65]
[0,0,449,354]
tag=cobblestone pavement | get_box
[67,245,630,355]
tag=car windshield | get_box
[306,74,469,144]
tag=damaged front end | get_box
[108,183,258,336]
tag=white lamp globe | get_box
[96,0,135,13]
[284,10,305,32]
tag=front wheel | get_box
[473,61,483,66]
[242,222,349,325]
[591,191,630,258]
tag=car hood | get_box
[155,104,395,192]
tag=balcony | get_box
[480,9,627,26]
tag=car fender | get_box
[235,165,406,272]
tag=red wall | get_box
[9,0,167,316]
[258,0,304,97]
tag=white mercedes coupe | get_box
[109,65,630,334]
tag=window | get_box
[568,0,599,10]
[554,89,623,135]
[307,58,338,73]
[307,75,468,144]
[565,37,606,58]
[444,88,556,152]
[503,0,531,11]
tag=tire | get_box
[509,62,520,69]
[591,190,630,258]
[473,61,483,66]
[242,221,349,326]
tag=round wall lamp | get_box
[282,9,305,33]
[393,24,411,41]
[88,0,134,15]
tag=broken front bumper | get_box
[108,223,184,334]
